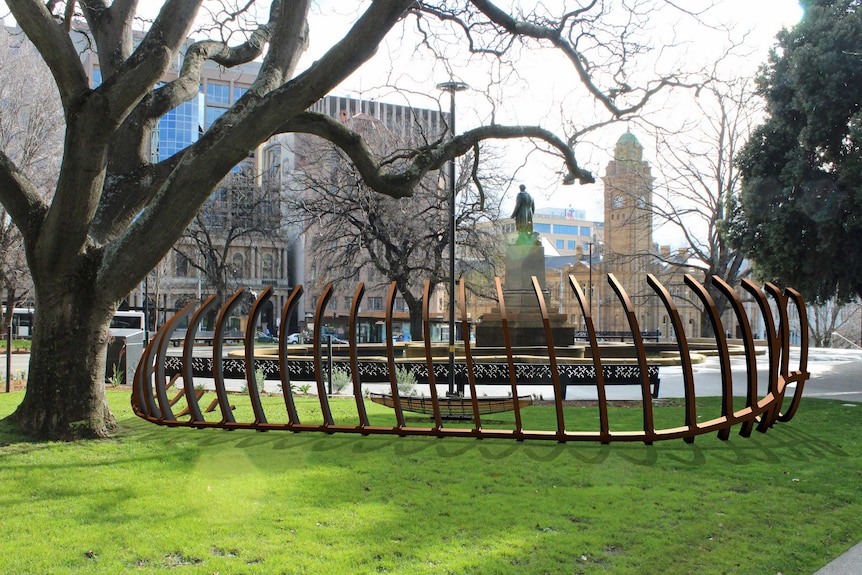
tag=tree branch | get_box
[6,0,89,111]
[279,111,593,199]
[0,151,48,240]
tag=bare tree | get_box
[805,299,862,349]
[643,79,757,335]
[0,28,63,333]
[143,256,170,332]
[288,115,506,340]
[0,1,705,439]
[176,165,282,319]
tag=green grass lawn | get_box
[0,391,859,575]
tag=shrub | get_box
[395,365,417,396]
[330,366,351,394]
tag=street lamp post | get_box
[587,241,593,315]
[437,80,469,397]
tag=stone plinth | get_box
[477,244,574,348]
[504,244,546,290]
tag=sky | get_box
[1,0,805,246]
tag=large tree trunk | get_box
[11,281,117,440]
[409,306,424,342]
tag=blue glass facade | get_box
[206,105,226,129]
[152,95,203,162]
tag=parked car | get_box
[285,333,301,344]
[302,332,347,344]
[255,331,277,344]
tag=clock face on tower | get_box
[611,194,624,209]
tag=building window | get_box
[153,95,202,162]
[231,253,244,279]
[175,252,189,277]
[534,223,551,234]
[206,82,230,105]
[233,86,248,102]
[568,240,576,250]
[344,297,352,311]
[553,224,580,235]
[264,147,281,182]
[262,254,273,279]
[369,297,383,310]
[556,239,564,250]
[580,226,591,236]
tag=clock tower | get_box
[596,131,657,332]
[602,131,655,272]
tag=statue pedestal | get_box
[476,244,574,348]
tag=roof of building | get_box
[617,130,641,146]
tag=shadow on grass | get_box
[115,405,850,469]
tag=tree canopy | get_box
[732,0,862,303]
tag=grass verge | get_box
[0,391,859,574]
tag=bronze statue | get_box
[511,184,538,244]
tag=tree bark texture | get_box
[13,280,117,439]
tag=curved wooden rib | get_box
[531,276,566,439]
[152,303,194,423]
[133,274,809,444]
[741,279,780,433]
[422,280,443,431]
[312,283,335,427]
[349,283,369,430]
[495,277,524,438]
[607,274,657,441]
[778,287,809,423]
[213,289,247,424]
[710,276,758,437]
[647,274,697,437]
[459,278,482,434]
[244,286,273,426]
[278,285,303,426]
[384,281,405,430]
[181,295,218,424]
[566,276,610,442]
[683,274,733,441]
[764,283,811,425]
[133,306,173,420]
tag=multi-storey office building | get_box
[498,207,603,257]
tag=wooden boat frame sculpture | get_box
[132,273,810,443]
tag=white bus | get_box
[109,310,147,331]
[1,308,147,338]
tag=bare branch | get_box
[279,111,593,200]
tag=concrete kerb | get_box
[813,541,862,575]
